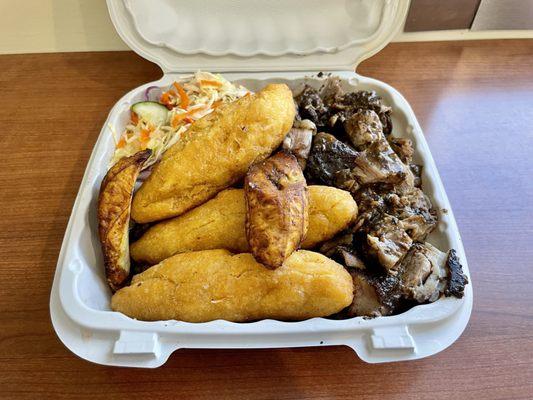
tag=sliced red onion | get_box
[144,86,163,102]
[137,164,154,183]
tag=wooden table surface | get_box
[1,40,532,399]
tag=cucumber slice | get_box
[131,101,169,126]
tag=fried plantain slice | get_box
[98,150,151,291]
[129,185,358,265]
[245,151,309,269]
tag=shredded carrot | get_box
[171,113,189,127]
[160,91,173,108]
[212,100,223,108]
[200,79,223,87]
[173,82,190,109]
[117,137,126,148]
[171,106,207,128]
[138,128,152,150]
[131,111,139,125]
[140,128,151,142]
[183,117,193,124]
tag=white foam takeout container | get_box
[50,0,472,367]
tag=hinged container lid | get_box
[107,0,409,73]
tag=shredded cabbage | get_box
[110,71,249,168]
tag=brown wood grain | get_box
[0,40,532,400]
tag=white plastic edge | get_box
[50,70,473,368]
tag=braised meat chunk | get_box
[306,134,410,193]
[394,187,437,241]
[347,242,467,317]
[295,79,393,136]
[295,85,329,127]
[305,132,358,188]
[445,249,469,298]
[361,213,413,274]
[347,271,401,317]
[354,186,437,244]
[344,109,384,149]
[388,137,414,164]
[293,75,468,319]
[319,232,366,269]
[282,119,316,170]
[328,90,393,136]
[351,138,409,190]
[353,186,388,228]
[320,76,344,106]
[399,242,448,303]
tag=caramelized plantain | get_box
[244,151,309,269]
[98,150,151,291]
[129,185,357,265]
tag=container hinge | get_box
[113,331,160,356]
[370,326,416,351]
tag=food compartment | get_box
[64,73,468,316]
[53,72,471,367]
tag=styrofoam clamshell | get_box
[50,0,472,368]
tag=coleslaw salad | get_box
[110,71,249,168]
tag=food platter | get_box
[50,0,472,367]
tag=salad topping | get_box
[111,71,249,168]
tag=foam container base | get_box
[50,71,472,368]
